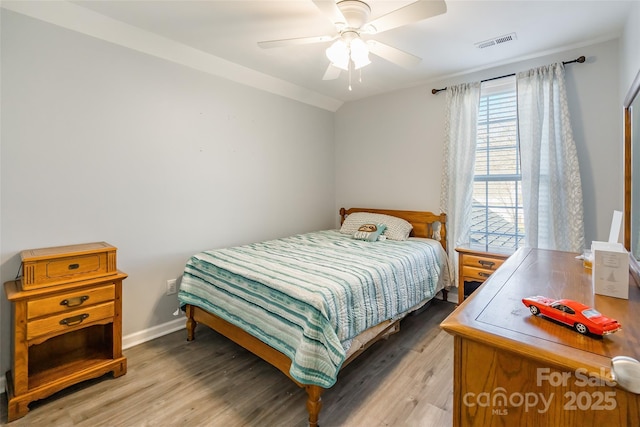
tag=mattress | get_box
[178,229,450,388]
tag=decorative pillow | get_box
[353,223,386,242]
[340,212,413,241]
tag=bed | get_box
[178,207,450,426]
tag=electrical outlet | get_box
[166,279,177,296]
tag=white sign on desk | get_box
[592,240,629,299]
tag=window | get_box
[470,76,525,252]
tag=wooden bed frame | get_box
[184,207,448,427]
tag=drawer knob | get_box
[68,263,80,270]
[478,272,492,278]
[479,260,495,268]
[612,356,640,394]
[60,295,89,307]
[59,313,89,327]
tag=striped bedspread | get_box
[178,229,450,388]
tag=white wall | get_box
[336,39,621,248]
[0,11,335,381]
[620,1,640,100]
[334,84,447,213]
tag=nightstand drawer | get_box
[27,302,115,340]
[457,246,512,304]
[461,254,505,271]
[461,266,496,281]
[27,284,115,320]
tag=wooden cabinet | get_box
[456,246,509,302]
[441,248,640,427]
[20,242,117,290]
[4,243,127,422]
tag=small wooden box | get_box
[20,242,117,290]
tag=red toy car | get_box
[522,295,621,336]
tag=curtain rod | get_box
[431,55,586,95]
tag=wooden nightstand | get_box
[4,243,127,421]
[456,246,510,302]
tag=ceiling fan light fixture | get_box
[326,40,350,70]
[350,37,370,69]
[326,36,371,72]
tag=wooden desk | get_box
[441,247,640,426]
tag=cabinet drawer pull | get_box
[59,313,89,327]
[479,260,495,268]
[60,296,89,307]
[478,272,492,278]
[68,263,80,270]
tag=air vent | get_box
[475,33,517,49]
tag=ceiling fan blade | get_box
[323,64,342,80]
[312,0,346,25]
[258,35,335,49]
[367,40,422,68]
[367,0,447,34]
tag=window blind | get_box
[471,76,525,252]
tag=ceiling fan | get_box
[257,0,447,85]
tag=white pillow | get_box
[340,212,413,241]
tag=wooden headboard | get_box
[339,207,447,251]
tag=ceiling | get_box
[6,1,635,107]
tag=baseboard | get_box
[0,315,187,397]
[122,314,186,350]
[448,288,460,304]
[436,288,459,304]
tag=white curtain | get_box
[440,82,481,286]
[517,63,585,252]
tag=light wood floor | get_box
[1,299,455,427]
